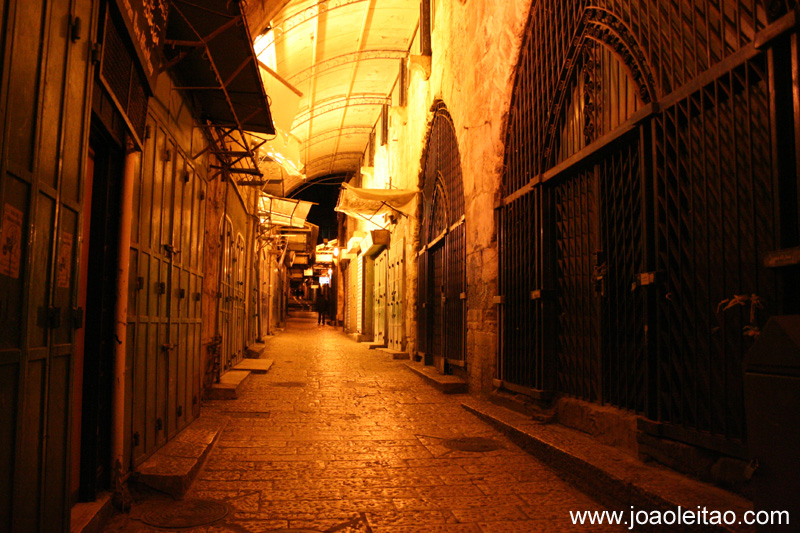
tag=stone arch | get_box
[541,7,658,168]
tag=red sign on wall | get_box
[0,204,23,279]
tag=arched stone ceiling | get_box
[245,0,419,195]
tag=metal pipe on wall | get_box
[111,136,139,478]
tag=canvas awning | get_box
[335,183,418,224]
[258,194,313,228]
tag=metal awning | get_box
[164,0,275,135]
[258,193,314,228]
[335,183,418,224]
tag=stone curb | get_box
[403,360,468,394]
[462,399,754,533]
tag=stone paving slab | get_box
[104,312,624,532]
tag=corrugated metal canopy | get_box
[165,0,275,135]
[247,0,419,194]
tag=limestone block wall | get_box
[367,0,532,392]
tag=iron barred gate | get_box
[499,0,798,452]
[417,103,466,372]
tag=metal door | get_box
[551,140,644,407]
[0,0,95,528]
[373,250,388,344]
[388,240,404,351]
[347,261,358,333]
[429,241,445,369]
[356,254,364,334]
[232,234,246,366]
[129,118,206,464]
[219,218,234,371]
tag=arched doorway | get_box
[417,103,466,375]
[498,1,789,457]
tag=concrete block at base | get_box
[206,370,251,400]
[377,348,409,360]
[70,492,113,533]
[366,341,387,350]
[245,342,267,358]
[134,415,228,498]
[403,361,467,394]
[234,358,274,374]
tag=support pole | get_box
[112,136,138,479]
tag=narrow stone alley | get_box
[104,312,622,532]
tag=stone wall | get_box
[368,0,532,392]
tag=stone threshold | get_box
[133,415,228,499]
[70,491,113,533]
[461,398,754,533]
[377,348,409,360]
[403,360,468,394]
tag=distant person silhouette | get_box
[316,291,328,325]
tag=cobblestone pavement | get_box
[106,312,623,532]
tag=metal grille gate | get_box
[498,0,798,452]
[417,103,466,372]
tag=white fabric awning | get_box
[258,193,313,228]
[334,183,418,223]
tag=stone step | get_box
[377,348,409,360]
[134,415,228,499]
[461,398,753,533]
[70,492,113,533]
[365,341,388,350]
[245,342,267,359]
[206,370,251,400]
[234,358,274,374]
[403,360,468,394]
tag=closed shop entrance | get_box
[417,103,466,374]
